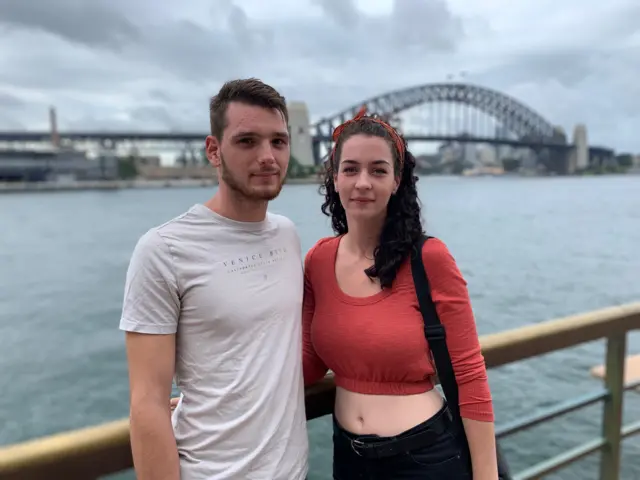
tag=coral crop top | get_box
[302,235,494,422]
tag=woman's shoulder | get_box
[419,236,459,272]
[420,235,449,255]
[304,235,340,269]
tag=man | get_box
[120,78,309,480]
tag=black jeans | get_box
[332,403,472,479]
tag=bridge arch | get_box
[311,82,558,144]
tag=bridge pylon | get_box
[567,124,588,174]
[287,102,314,167]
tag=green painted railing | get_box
[0,302,638,480]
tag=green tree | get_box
[286,155,308,179]
[616,154,633,168]
[117,155,138,179]
[176,152,187,167]
[502,158,521,172]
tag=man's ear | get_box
[205,135,221,167]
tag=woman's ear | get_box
[392,175,400,194]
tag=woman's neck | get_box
[343,218,384,259]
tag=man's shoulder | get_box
[131,225,168,257]
[129,206,205,261]
[266,212,301,246]
[153,204,205,235]
[266,211,297,231]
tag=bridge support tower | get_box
[287,102,315,167]
[567,124,588,174]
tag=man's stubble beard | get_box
[219,154,285,201]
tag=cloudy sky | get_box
[0,0,639,152]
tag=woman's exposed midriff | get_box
[333,386,445,437]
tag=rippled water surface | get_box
[1,174,639,479]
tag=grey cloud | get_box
[64,113,139,132]
[0,92,25,109]
[586,4,640,41]
[0,115,25,129]
[312,0,360,29]
[64,103,208,133]
[130,19,244,82]
[0,90,27,129]
[309,0,464,57]
[227,4,256,48]
[126,1,465,87]
[1,49,139,92]
[126,106,182,129]
[473,49,603,90]
[390,0,464,52]
[0,0,139,50]
[0,0,467,92]
[0,99,50,131]
[312,0,463,53]
[148,89,173,102]
[0,0,637,152]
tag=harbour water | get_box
[0,175,639,479]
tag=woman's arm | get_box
[462,418,498,479]
[422,238,498,479]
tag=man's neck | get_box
[204,189,268,223]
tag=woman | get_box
[303,108,498,479]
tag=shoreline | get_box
[0,176,318,194]
[2,171,634,194]
[0,178,216,193]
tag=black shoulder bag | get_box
[410,235,512,480]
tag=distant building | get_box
[463,142,477,165]
[135,155,161,167]
[137,164,214,180]
[476,145,498,166]
[0,148,118,182]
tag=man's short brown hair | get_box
[209,78,288,140]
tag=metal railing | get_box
[0,302,639,480]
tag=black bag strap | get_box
[412,236,513,478]
[411,235,513,479]
[410,234,464,426]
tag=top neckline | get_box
[190,203,272,232]
[328,235,393,306]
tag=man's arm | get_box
[119,229,182,480]
[127,332,179,480]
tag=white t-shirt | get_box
[119,204,309,480]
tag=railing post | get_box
[599,333,626,480]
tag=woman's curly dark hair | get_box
[320,117,424,289]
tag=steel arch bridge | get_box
[311,82,564,163]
